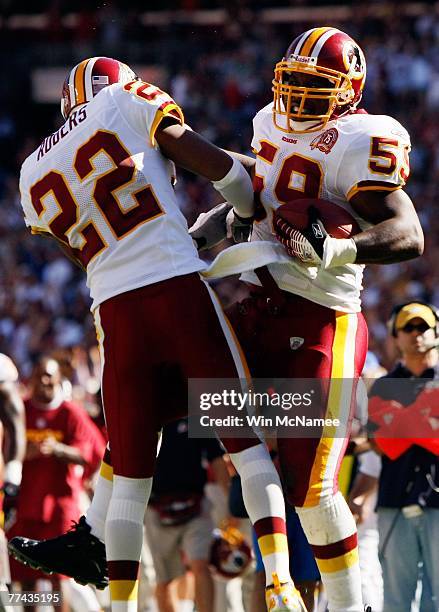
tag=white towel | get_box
[202,240,318,280]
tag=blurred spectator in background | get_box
[0,353,26,530]
[0,353,25,607]
[348,451,383,612]
[347,351,386,612]
[368,302,439,612]
[144,417,233,612]
[8,356,105,610]
[0,419,8,612]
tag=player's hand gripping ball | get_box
[273,198,360,265]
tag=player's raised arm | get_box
[156,121,254,219]
[348,188,424,264]
[222,150,256,177]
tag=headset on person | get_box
[387,301,439,338]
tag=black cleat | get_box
[8,516,108,589]
[364,607,372,612]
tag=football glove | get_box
[189,202,232,251]
[226,209,253,243]
[274,205,357,269]
[274,205,326,265]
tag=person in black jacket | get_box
[144,418,230,612]
[369,302,439,612]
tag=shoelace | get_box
[67,519,86,533]
[63,519,93,543]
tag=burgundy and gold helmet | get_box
[61,56,137,119]
[273,27,366,133]
[209,526,252,580]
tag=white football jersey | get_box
[20,81,205,310]
[241,105,411,312]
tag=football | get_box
[273,198,361,239]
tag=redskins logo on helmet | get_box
[209,526,251,580]
[61,56,138,120]
[273,27,366,133]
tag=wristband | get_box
[212,158,254,219]
[322,237,357,269]
[232,210,254,224]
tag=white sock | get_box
[86,446,113,542]
[296,492,363,612]
[106,475,153,612]
[229,443,291,586]
[106,476,151,560]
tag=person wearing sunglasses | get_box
[390,302,438,356]
[367,301,439,612]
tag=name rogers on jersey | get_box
[37,107,87,161]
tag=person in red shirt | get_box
[8,356,105,609]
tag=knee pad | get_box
[295,491,357,545]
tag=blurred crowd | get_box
[0,4,439,374]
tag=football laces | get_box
[274,218,318,263]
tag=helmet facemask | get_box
[272,57,356,134]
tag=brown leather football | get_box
[273,198,361,239]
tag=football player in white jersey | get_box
[9,58,302,612]
[191,27,423,612]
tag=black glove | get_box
[227,209,254,243]
[274,205,328,264]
